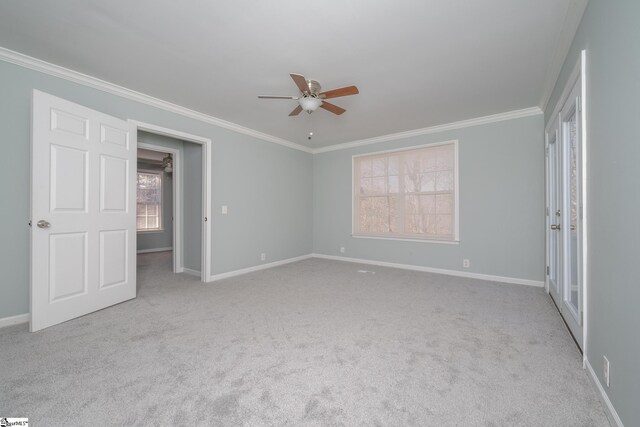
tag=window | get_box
[353,141,458,242]
[137,171,162,231]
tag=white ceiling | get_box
[0,1,583,149]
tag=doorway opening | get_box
[136,145,179,272]
[132,120,212,282]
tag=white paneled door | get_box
[31,90,136,332]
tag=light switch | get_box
[221,205,228,214]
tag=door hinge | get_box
[577,96,582,112]
[546,207,549,217]
[546,266,550,276]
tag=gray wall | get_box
[313,114,545,282]
[0,60,313,319]
[136,161,174,252]
[545,0,640,424]
[183,142,202,272]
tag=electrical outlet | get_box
[463,259,470,268]
[260,253,266,261]
[603,356,610,387]
[221,205,228,214]
[340,246,346,254]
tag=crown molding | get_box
[312,107,542,154]
[0,46,545,156]
[538,0,589,111]
[0,46,313,154]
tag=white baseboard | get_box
[585,358,624,427]
[205,253,543,287]
[311,253,544,287]
[137,247,173,254]
[182,268,201,277]
[0,313,30,329]
[207,254,314,282]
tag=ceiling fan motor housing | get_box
[306,79,321,96]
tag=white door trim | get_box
[579,49,588,363]
[137,142,181,273]
[130,120,212,282]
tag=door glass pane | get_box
[566,111,579,314]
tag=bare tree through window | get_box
[354,142,457,241]
[137,171,162,231]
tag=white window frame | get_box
[351,140,460,244]
[136,169,164,233]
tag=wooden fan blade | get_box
[258,95,299,99]
[320,101,346,115]
[319,85,359,99]
[290,73,309,94]
[289,105,303,116]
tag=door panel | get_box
[31,90,136,331]
[546,78,584,349]
[50,108,89,137]
[559,81,583,346]
[50,145,88,212]
[49,232,88,302]
[101,124,129,148]
[547,122,561,304]
[99,229,128,288]
[100,155,129,212]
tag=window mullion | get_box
[398,153,406,235]
[354,159,360,234]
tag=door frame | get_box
[136,143,181,274]
[544,49,588,358]
[130,120,212,282]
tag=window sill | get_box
[137,229,165,234]
[351,234,460,245]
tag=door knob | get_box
[37,220,51,229]
[550,224,561,230]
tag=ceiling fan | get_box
[258,73,359,116]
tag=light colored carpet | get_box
[1,252,609,426]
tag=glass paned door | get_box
[547,124,561,304]
[546,77,584,350]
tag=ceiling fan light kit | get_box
[299,96,322,113]
[258,73,359,117]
